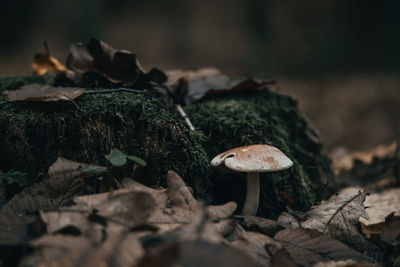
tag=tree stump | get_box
[185,88,335,218]
[0,76,335,219]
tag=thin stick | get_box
[149,82,196,131]
[176,104,195,131]
[85,88,146,95]
[44,41,50,55]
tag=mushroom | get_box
[211,144,293,216]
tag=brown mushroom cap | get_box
[211,144,293,173]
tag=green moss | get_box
[185,88,334,218]
[0,76,211,201]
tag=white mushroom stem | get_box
[242,173,260,216]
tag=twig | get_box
[152,82,196,131]
[85,88,146,95]
[176,104,195,131]
[44,40,50,55]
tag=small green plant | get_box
[105,149,147,167]
[0,170,28,187]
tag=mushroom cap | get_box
[211,144,293,173]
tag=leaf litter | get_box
[1,38,399,266]
[0,156,380,266]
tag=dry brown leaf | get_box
[39,191,157,249]
[166,68,275,104]
[77,170,237,233]
[137,240,261,267]
[21,232,144,267]
[229,231,282,267]
[0,157,105,246]
[352,142,396,165]
[359,188,400,238]
[66,38,144,86]
[22,171,237,267]
[233,215,284,237]
[66,170,236,238]
[4,83,85,102]
[32,51,71,75]
[278,188,374,253]
[330,142,397,190]
[21,235,92,266]
[274,228,374,266]
[313,260,374,267]
[379,214,400,247]
[48,157,106,177]
[172,207,235,243]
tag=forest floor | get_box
[0,39,399,266]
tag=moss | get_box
[185,88,335,218]
[0,76,211,201]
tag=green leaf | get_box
[0,170,28,187]
[105,149,127,167]
[82,167,107,174]
[126,155,147,167]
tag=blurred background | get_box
[1,0,399,152]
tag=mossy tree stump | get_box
[185,89,335,218]
[0,76,334,219]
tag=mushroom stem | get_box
[242,173,260,216]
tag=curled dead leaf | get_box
[32,51,71,75]
[166,68,276,104]
[66,38,145,86]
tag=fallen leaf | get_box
[137,240,261,267]
[172,207,236,243]
[233,215,284,237]
[21,231,145,267]
[166,68,276,104]
[67,38,145,86]
[352,142,396,165]
[379,214,400,247]
[97,170,236,233]
[274,228,374,266]
[277,188,374,253]
[359,188,400,238]
[71,170,236,236]
[331,143,397,191]
[313,260,374,267]
[48,157,106,177]
[32,51,71,75]
[4,83,85,102]
[331,142,396,175]
[20,235,92,267]
[95,191,155,228]
[0,157,104,246]
[229,230,282,267]
[21,171,237,267]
